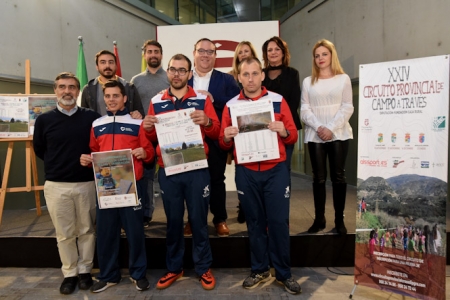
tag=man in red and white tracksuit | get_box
[81,80,154,293]
[143,53,220,290]
[219,57,301,295]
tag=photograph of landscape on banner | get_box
[155,108,208,176]
[28,96,57,135]
[355,55,448,300]
[0,96,29,138]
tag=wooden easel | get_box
[0,60,44,226]
[0,137,43,226]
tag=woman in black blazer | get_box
[262,36,302,173]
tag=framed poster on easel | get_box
[0,60,50,227]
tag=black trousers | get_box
[307,140,349,184]
[308,140,349,223]
[206,137,228,224]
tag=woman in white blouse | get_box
[300,39,354,235]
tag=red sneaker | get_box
[156,271,183,289]
[199,269,215,290]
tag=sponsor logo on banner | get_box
[391,133,397,143]
[419,133,425,143]
[432,116,446,131]
[361,118,372,132]
[213,40,239,68]
[392,159,405,168]
[432,162,445,167]
[421,161,429,168]
[378,133,383,143]
[405,133,410,143]
[359,158,388,167]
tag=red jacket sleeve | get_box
[145,101,158,143]
[202,96,220,140]
[139,123,155,163]
[280,99,298,145]
[89,127,100,152]
[219,104,234,151]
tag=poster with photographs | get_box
[92,149,138,209]
[155,108,208,176]
[229,98,279,164]
[0,96,29,138]
[28,96,57,135]
[355,55,448,300]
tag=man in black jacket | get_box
[81,50,144,118]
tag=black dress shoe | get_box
[60,276,78,294]
[307,217,326,233]
[79,273,94,290]
[335,221,347,235]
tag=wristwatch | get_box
[282,129,290,139]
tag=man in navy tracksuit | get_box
[219,58,301,295]
[80,80,154,293]
[143,54,220,290]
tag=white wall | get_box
[0,0,165,83]
[281,0,450,81]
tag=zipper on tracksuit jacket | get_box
[111,115,115,150]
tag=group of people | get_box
[33,35,353,296]
[368,224,443,259]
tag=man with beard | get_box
[185,38,240,237]
[81,50,144,118]
[33,72,101,295]
[131,40,169,227]
[143,54,219,291]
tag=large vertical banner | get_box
[355,55,448,300]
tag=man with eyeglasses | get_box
[33,72,101,295]
[81,50,144,119]
[186,38,240,237]
[143,54,220,291]
[131,40,170,228]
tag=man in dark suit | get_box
[186,38,240,237]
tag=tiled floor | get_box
[1,266,448,299]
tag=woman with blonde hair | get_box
[229,41,259,85]
[300,39,354,235]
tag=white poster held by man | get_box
[155,107,208,176]
[92,149,138,209]
[229,98,279,164]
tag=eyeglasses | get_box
[56,84,77,91]
[167,67,188,76]
[196,48,215,56]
